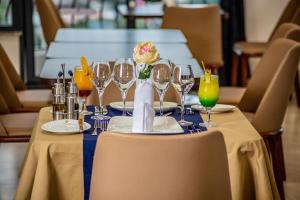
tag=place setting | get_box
[41,41,235,136]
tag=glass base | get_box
[81,110,93,115]
[91,115,111,120]
[199,121,216,128]
[178,120,193,126]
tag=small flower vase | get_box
[132,64,155,132]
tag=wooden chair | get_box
[0,93,37,143]
[220,23,300,106]
[36,0,65,46]
[231,0,300,87]
[90,131,231,200]
[237,39,300,199]
[161,5,223,73]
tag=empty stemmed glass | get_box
[151,59,171,116]
[90,61,112,120]
[172,64,195,126]
[112,58,136,116]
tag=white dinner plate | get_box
[42,119,91,134]
[110,101,178,113]
[191,104,236,113]
[107,116,184,134]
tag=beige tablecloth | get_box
[15,107,279,200]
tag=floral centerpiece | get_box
[132,41,160,132]
[133,41,160,79]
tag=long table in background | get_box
[39,58,203,80]
[15,107,279,200]
[46,43,193,59]
[55,28,187,43]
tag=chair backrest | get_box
[87,82,181,106]
[239,38,300,132]
[161,5,222,67]
[90,131,231,200]
[252,39,300,132]
[36,0,65,46]
[239,33,300,113]
[0,44,26,91]
[269,0,300,39]
[0,60,23,111]
[270,23,300,42]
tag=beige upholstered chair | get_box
[36,0,65,46]
[0,44,26,91]
[90,131,231,200]
[0,44,52,111]
[0,58,51,112]
[232,0,300,87]
[234,39,300,199]
[220,24,300,105]
[87,82,181,106]
[0,92,37,143]
[161,5,222,72]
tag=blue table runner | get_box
[83,105,206,200]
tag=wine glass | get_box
[151,59,171,116]
[172,64,195,126]
[74,66,93,115]
[198,74,219,128]
[112,58,136,116]
[90,61,112,120]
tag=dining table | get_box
[46,42,193,60]
[54,28,187,43]
[15,105,279,200]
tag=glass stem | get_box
[122,90,127,116]
[97,88,104,115]
[159,91,165,116]
[207,108,212,124]
[180,93,185,121]
[82,98,87,112]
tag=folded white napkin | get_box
[132,79,155,132]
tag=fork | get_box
[102,120,109,131]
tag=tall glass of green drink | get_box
[198,74,219,128]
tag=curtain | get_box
[219,0,246,85]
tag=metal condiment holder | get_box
[52,64,79,120]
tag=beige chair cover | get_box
[90,131,231,200]
[250,39,300,132]
[161,5,223,68]
[0,60,23,111]
[36,0,65,46]
[222,23,300,105]
[239,39,300,113]
[0,44,26,90]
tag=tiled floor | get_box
[0,98,299,200]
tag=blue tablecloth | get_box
[83,105,206,200]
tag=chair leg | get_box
[231,52,239,86]
[263,131,286,200]
[241,54,249,87]
[294,69,300,107]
